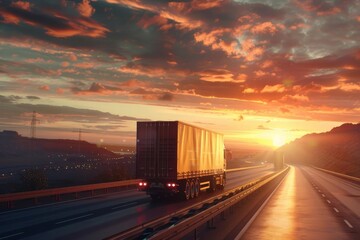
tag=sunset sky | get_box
[0,0,359,149]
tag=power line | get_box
[30,111,40,138]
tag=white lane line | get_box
[111,202,137,210]
[344,219,354,229]
[318,190,321,192]
[333,207,339,213]
[321,194,326,197]
[0,232,24,239]
[55,214,93,225]
[326,200,331,204]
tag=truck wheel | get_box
[194,178,200,197]
[190,180,195,199]
[184,180,190,200]
[221,173,226,189]
[211,177,216,192]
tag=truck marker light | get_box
[139,182,143,186]
[172,183,175,187]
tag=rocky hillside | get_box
[281,123,360,177]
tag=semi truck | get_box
[136,121,226,200]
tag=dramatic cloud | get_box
[0,0,359,144]
[0,2,109,38]
[0,98,149,125]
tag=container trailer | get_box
[136,121,226,200]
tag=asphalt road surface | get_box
[240,165,359,240]
[0,165,274,240]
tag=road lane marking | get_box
[321,194,325,197]
[344,219,354,229]
[111,202,137,210]
[55,214,93,224]
[326,200,331,204]
[0,232,24,239]
[333,207,339,213]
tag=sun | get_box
[272,130,286,147]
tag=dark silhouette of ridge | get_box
[0,130,116,166]
[281,123,360,177]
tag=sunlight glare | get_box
[273,130,286,147]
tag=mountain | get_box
[281,123,360,177]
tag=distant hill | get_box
[281,123,360,177]
[0,130,117,167]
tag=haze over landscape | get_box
[0,0,359,149]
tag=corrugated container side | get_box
[177,122,224,179]
[136,122,178,179]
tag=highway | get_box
[237,165,359,240]
[0,165,274,240]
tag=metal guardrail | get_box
[0,165,263,207]
[226,164,265,173]
[0,179,140,207]
[107,166,289,240]
[313,166,360,183]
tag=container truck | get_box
[136,121,226,200]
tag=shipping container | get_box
[136,121,226,200]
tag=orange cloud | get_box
[24,57,47,63]
[168,2,189,12]
[294,0,342,16]
[68,53,78,61]
[11,1,31,10]
[251,22,284,34]
[198,69,245,83]
[56,88,65,94]
[0,10,21,24]
[74,62,96,69]
[191,0,225,10]
[281,94,309,103]
[119,66,166,77]
[74,82,123,96]
[0,7,109,38]
[290,23,309,30]
[39,85,50,91]
[243,88,256,93]
[107,0,202,30]
[120,79,148,88]
[261,60,273,68]
[77,0,95,17]
[61,61,70,67]
[45,16,110,38]
[194,29,239,56]
[261,84,285,93]
[167,61,178,65]
[137,15,168,29]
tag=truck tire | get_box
[194,178,200,197]
[210,177,216,192]
[220,173,226,190]
[190,180,195,199]
[184,180,190,200]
